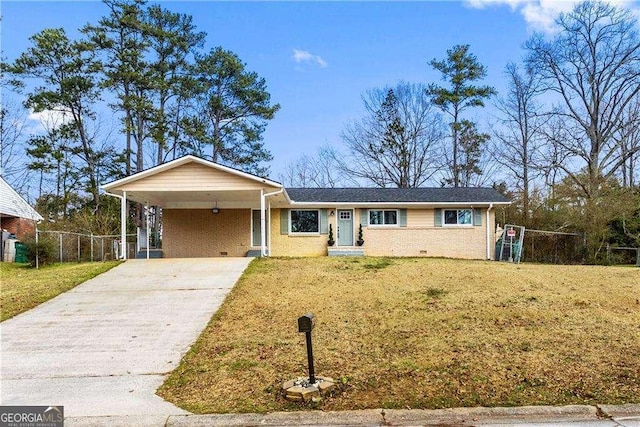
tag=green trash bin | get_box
[14,242,28,263]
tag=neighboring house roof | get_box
[0,176,44,221]
[285,187,510,205]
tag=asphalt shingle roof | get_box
[285,187,509,204]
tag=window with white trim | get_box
[369,210,398,226]
[290,210,320,233]
[444,209,472,226]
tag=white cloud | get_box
[292,49,328,68]
[465,0,639,33]
[27,108,73,133]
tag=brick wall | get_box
[358,208,495,259]
[269,209,328,257]
[361,225,488,259]
[163,209,252,257]
[269,208,496,259]
[1,217,37,240]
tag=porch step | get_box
[328,248,365,257]
[246,250,262,257]
[135,249,164,259]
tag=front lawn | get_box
[1,261,121,321]
[158,257,640,413]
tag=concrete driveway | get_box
[0,258,252,417]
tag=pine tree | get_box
[427,44,495,187]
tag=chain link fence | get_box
[521,229,587,265]
[606,244,640,266]
[35,230,136,267]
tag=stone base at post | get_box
[282,376,336,402]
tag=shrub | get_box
[21,236,56,267]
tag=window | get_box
[369,210,398,226]
[290,210,319,233]
[444,209,472,226]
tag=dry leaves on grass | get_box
[158,257,640,413]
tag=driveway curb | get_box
[65,404,640,426]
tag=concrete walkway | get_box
[0,258,252,417]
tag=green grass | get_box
[1,261,121,321]
[158,257,640,413]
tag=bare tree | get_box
[280,145,356,188]
[339,82,445,188]
[617,96,640,189]
[492,62,547,222]
[0,96,28,185]
[525,1,640,199]
[525,1,640,258]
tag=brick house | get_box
[102,155,510,260]
[0,176,43,240]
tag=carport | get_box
[101,156,288,259]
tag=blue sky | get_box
[2,0,636,182]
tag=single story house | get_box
[102,155,510,260]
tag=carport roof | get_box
[101,156,285,208]
[102,155,282,191]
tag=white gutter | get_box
[103,191,127,260]
[486,203,493,260]
[261,188,285,256]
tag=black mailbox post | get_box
[298,313,316,384]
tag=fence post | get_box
[90,233,94,262]
[35,228,39,269]
[101,238,104,261]
[77,235,81,262]
[59,233,63,263]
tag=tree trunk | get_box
[452,108,459,187]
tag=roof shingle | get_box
[285,187,509,204]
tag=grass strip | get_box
[1,261,121,321]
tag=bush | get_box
[21,236,56,267]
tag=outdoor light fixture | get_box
[212,201,220,214]
[330,210,335,216]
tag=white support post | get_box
[486,203,493,260]
[146,201,150,260]
[267,201,271,256]
[260,189,266,257]
[121,191,127,260]
[35,227,39,269]
[262,188,283,257]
